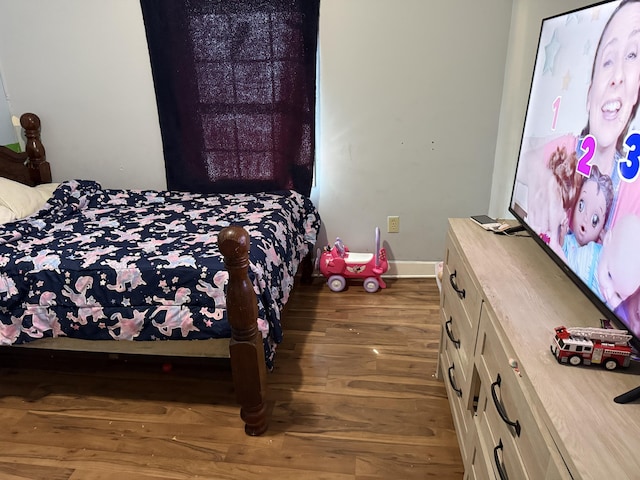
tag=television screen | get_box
[509,0,640,352]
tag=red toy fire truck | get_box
[550,326,632,370]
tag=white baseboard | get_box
[383,260,440,278]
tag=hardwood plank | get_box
[0,462,73,480]
[0,279,463,479]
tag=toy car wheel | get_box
[328,275,346,292]
[363,277,380,293]
[568,355,582,366]
[603,358,618,371]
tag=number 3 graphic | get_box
[621,132,640,182]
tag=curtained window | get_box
[139,0,320,195]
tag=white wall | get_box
[0,75,15,145]
[315,0,512,263]
[0,0,166,189]
[0,0,518,266]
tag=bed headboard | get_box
[0,113,50,186]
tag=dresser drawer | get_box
[441,283,476,377]
[440,338,475,464]
[474,406,571,480]
[442,235,482,327]
[475,387,528,480]
[440,287,474,386]
[475,304,553,480]
[466,424,494,480]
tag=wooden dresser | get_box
[438,218,640,479]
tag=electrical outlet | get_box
[387,216,400,233]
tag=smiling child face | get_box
[571,180,607,246]
[587,2,640,153]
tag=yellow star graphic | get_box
[562,70,571,90]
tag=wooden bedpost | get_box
[0,113,50,186]
[218,226,269,436]
[21,113,51,185]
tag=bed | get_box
[0,113,320,436]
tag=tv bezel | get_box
[507,0,640,353]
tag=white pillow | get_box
[0,177,60,219]
[0,205,17,224]
[34,182,60,199]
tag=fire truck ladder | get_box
[566,327,631,345]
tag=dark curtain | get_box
[139,0,320,196]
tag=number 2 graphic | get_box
[577,135,596,177]
[621,132,640,182]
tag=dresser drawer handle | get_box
[490,374,521,436]
[449,270,466,299]
[447,364,462,397]
[445,317,460,348]
[493,439,508,480]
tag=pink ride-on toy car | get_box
[318,227,389,292]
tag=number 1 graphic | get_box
[551,96,561,131]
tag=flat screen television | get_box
[509,0,640,402]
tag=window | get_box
[140,0,320,194]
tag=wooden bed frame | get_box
[0,113,274,436]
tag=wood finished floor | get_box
[0,278,463,479]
